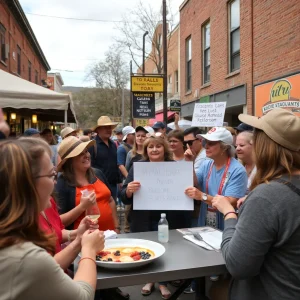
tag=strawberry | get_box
[132,255,141,261]
[130,251,139,258]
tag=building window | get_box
[35,70,38,84]
[17,46,21,75]
[203,21,210,84]
[175,70,179,93]
[186,36,192,92]
[28,61,32,81]
[0,23,6,62]
[229,0,240,72]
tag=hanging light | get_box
[10,113,16,120]
[32,114,37,124]
[51,125,54,130]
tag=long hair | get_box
[250,129,300,190]
[0,138,56,254]
[142,136,173,161]
[131,129,147,158]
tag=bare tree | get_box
[115,0,177,74]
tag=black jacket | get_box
[0,131,6,140]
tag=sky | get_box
[19,0,183,87]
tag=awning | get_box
[149,111,175,126]
[0,70,77,122]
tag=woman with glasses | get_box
[167,129,185,161]
[185,127,247,230]
[0,138,105,300]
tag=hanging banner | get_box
[132,92,155,119]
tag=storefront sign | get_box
[170,100,181,112]
[191,102,226,127]
[199,95,210,103]
[132,92,155,119]
[135,119,149,127]
[131,76,164,92]
[255,73,300,116]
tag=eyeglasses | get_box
[202,140,220,147]
[35,171,58,181]
[183,139,197,147]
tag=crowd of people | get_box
[0,107,300,300]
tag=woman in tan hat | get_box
[60,127,78,139]
[211,108,300,300]
[55,136,120,233]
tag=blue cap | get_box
[234,123,254,132]
[152,121,165,129]
[24,128,40,136]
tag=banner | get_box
[132,92,155,119]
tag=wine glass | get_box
[82,189,100,222]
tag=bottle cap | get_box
[161,213,166,218]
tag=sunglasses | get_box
[183,139,197,147]
[202,140,220,147]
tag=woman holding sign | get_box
[185,127,247,230]
[121,134,191,299]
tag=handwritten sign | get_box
[192,102,226,127]
[133,162,194,210]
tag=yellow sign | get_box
[270,79,291,102]
[131,76,164,92]
[135,119,149,127]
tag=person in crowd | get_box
[152,121,167,135]
[185,127,247,230]
[0,108,9,139]
[61,127,78,139]
[121,135,191,299]
[0,138,105,300]
[144,126,155,135]
[83,129,92,140]
[225,126,237,145]
[89,116,121,202]
[167,129,185,161]
[125,126,148,172]
[183,127,206,173]
[40,128,60,167]
[234,122,253,134]
[114,127,123,147]
[211,108,300,300]
[24,128,40,137]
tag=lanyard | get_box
[206,157,231,195]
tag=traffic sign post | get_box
[132,92,155,119]
[131,76,164,93]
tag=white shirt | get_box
[194,148,207,173]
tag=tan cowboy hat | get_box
[93,116,118,131]
[57,136,95,171]
[60,127,79,139]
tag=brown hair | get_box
[0,138,56,254]
[142,136,173,161]
[167,129,184,143]
[131,128,147,158]
[250,129,300,190]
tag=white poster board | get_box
[192,102,226,127]
[133,162,194,211]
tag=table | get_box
[79,230,227,291]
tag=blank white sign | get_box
[133,162,194,211]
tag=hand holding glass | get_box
[82,189,100,222]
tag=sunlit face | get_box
[97,126,113,140]
[72,148,91,172]
[236,135,253,163]
[35,152,56,211]
[168,137,184,153]
[135,130,147,147]
[147,141,165,162]
[204,140,222,160]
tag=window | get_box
[0,23,6,62]
[35,70,38,84]
[229,0,240,72]
[175,70,179,93]
[202,22,210,84]
[17,46,21,75]
[186,37,192,91]
[28,61,32,81]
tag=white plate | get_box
[86,238,165,270]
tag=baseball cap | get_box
[197,127,233,145]
[115,127,123,134]
[235,123,254,132]
[238,108,300,151]
[152,121,165,130]
[122,126,135,141]
[135,126,149,133]
[24,128,40,136]
[144,126,154,134]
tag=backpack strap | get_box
[122,143,130,154]
[274,178,300,197]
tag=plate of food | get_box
[87,239,165,270]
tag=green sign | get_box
[199,95,210,103]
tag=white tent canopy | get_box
[0,70,76,124]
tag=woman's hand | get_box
[77,216,99,237]
[81,229,105,254]
[237,196,246,209]
[212,195,235,215]
[185,187,203,200]
[127,181,141,194]
[184,144,195,162]
[80,192,96,210]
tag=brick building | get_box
[179,0,300,124]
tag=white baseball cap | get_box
[122,126,135,141]
[196,127,233,145]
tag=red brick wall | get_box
[0,1,48,84]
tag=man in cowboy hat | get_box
[89,116,122,202]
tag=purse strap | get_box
[274,178,300,197]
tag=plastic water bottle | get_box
[158,213,169,243]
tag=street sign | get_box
[135,119,149,127]
[170,99,181,112]
[131,76,164,92]
[132,92,155,119]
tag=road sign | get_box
[131,76,164,92]
[170,99,181,112]
[132,92,155,119]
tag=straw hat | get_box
[93,116,118,131]
[57,136,95,171]
[60,127,78,139]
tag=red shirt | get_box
[39,198,64,254]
